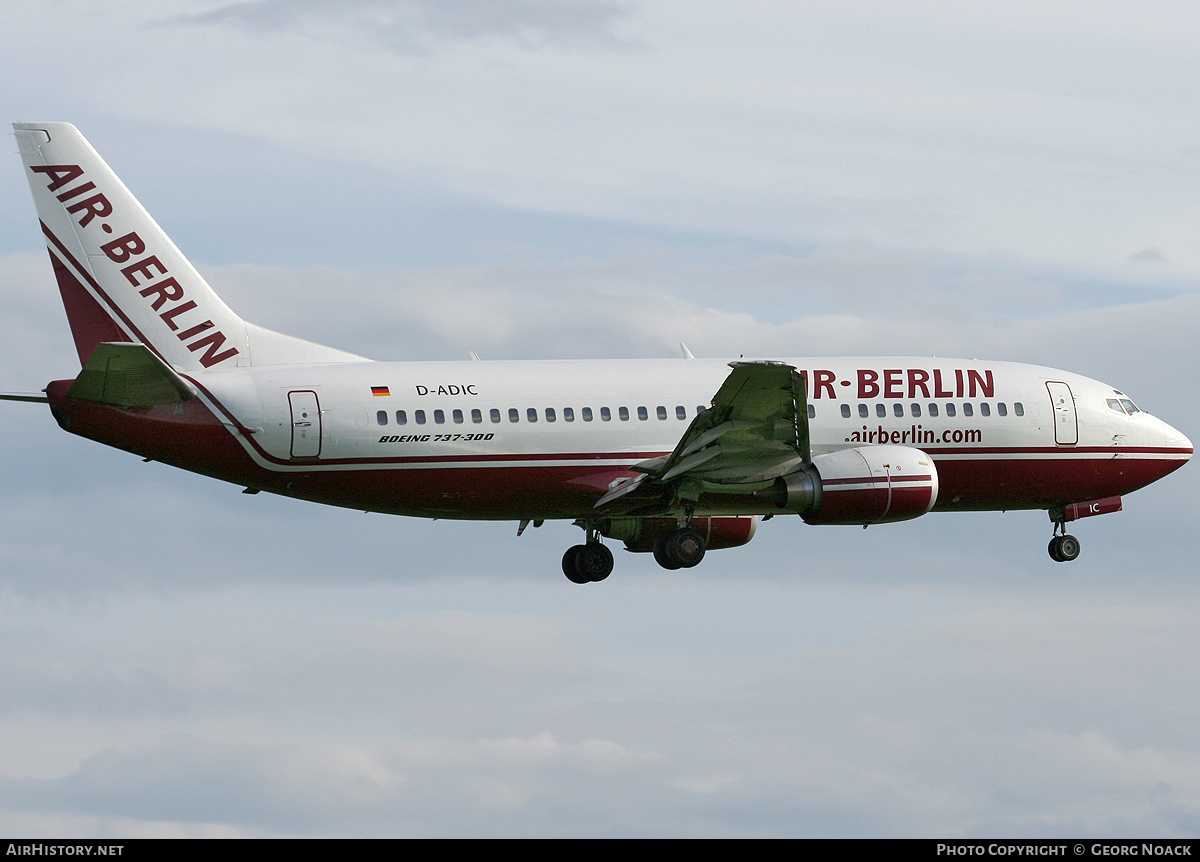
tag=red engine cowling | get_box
[764,445,939,525]
[602,516,759,553]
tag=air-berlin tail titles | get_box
[30,163,238,368]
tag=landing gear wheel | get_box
[669,527,706,568]
[653,533,682,570]
[562,545,588,583]
[562,543,613,583]
[1048,535,1081,563]
[653,527,707,570]
[577,543,614,582]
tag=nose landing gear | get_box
[1048,533,1080,562]
[1047,515,1080,563]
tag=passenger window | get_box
[962,403,973,417]
[434,409,445,425]
[697,405,707,415]
[1014,402,1024,417]
[928,403,939,417]
[997,403,1007,417]
[841,404,851,418]
[601,407,611,421]
[876,404,886,418]
[416,410,427,425]
[676,406,686,420]
[657,406,667,420]
[376,410,388,426]
[471,408,482,424]
[637,406,648,420]
[397,410,408,425]
[453,409,464,424]
[508,408,519,423]
[546,408,556,422]
[490,408,501,423]
[980,403,990,417]
[945,403,956,417]
[911,403,921,418]
[527,408,538,423]
[858,404,869,419]
[564,407,574,422]
[808,404,816,419]
[619,406,629,421]
[583,407,593,422]
[893,403,904,418]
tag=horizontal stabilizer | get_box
[0,391,50,403]
[66,342,197,407]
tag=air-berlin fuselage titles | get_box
[6,122,1192,582]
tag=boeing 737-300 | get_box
[2,123,1191,583]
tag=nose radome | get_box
[1156,418,1192,458]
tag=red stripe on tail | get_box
[48,248,128,365]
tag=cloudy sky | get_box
[1,0,1198,838]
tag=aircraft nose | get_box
[1160,420,1193,459]
[1136,416,1192,486]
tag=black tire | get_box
[578,543,614,582]
[562,545,590,583]
[1048,537,1065,562]
[1057,534,1080,562]
[669,527,706,568]
[656,527,706,569]
[653,532,682,570]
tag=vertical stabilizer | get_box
[14,122,249,371]
[15,122,367,370]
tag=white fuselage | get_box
[167,355,1190,520]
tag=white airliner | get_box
[2,123,1192,582]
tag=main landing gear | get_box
[652,526,706,570]
[561,522,710,583]
[562,524,614,584]
[1047,516,1080,563]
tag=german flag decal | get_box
[371,386,390,397]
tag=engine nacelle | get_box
[603,516,759,553]
[761,445,939,525]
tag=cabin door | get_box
[1046,381,1077,445]
[288,390,322,458]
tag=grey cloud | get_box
[1,586,1197,836]
[167,0,634,53]
[5,3,1200,839]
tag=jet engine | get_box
[759,445,939,525]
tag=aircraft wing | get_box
[596,361,810,512]
[66,342,198,408]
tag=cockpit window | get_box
[1108,398,1142,415]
